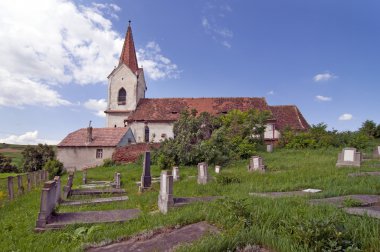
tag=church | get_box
[57,23,310,170]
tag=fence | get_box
[0,170,48,205]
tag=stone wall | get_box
[112,143,160,163]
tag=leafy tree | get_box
[359,120,377,138]
[43,159,64,179]
[0,153,18,173]
[22,144,55,172]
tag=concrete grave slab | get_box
[38,209,140,230]
[70,188,126,196]
[86,221,219,252]
[249,189,322,198]
[61,196,129,206]
[173,196,222,207]
[309,194,380,208]
[344,206,380,219]
[348,171,380,177]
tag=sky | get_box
[0,0,380,145]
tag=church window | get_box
[144,125,150,142]
[96,149,103,159]
[118,88,127,105]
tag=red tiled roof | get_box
[58,128,129,147]
[269,105,310,131]
[119,24,139,74]
[126,97,271,122]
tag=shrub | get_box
[102,158,115,167]
[0,153,18,173]
[22,144,55,172]
[43,159,64,179]
[216,174,242,185]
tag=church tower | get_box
[105,22,146,127]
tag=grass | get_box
[0,148,379,251]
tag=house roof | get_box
[119,23,139,74]
[126,97,271,122]
[269,105,310,131]
[57,128,130,147]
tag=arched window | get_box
[144,125,150,143]
[118,88,126,105]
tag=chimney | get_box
[87,121,93,143]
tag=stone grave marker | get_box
[35,180,59,229]
[373,146,380,158]
[139,152,152,191]
[54,176,61,204]
[248,156,266,172]
[197,162,210,184]
[266,144,273,153]
[63,173,74,199]
[114,172,121,189]
[158,170,174,214]
[336,147,362,167]
[172,166,180,181]
[82,170,87,184]
[215,165,221,174]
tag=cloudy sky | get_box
[0,0,379,144]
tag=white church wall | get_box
[57,147,115,171]
[107,113,128,128]
[129,122,174,143]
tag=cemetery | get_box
[1,146,380,251]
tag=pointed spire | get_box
[119,21,139,73]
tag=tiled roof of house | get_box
[57,128,129,147]
[269,105,310,131]
[119,23,138,74]
[126,97,271,122]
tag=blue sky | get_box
[0,0,379,144]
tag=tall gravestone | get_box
[336,147,362,167]
[248,156,266,172]
[197,162,210,185]
[172,166,180,181]
[373,146,380,158]
[36,180,59,229]
[140,152,152,191]
[54,176,61,204]
[158,170,174,214]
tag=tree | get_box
[359,120,377,138]
[0,153,18,173]
[22,144,55,172]
[43,159,64,179]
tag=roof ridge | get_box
[141,97,267,100]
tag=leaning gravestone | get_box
[158,170,174,214]
[336,147,362,167]
[197,162,210,185]
[373,146,380,158]
[139,152,152,192]
[248,156,266,172]
[172,167,180,181]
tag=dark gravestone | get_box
[139,152,151,191]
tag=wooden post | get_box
[27,173,32,191]
[17,175,24,194]
[7,176,14,200]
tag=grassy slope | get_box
[0,148,379,251]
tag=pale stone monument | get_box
[172,166,180,181]
[158,170,174,214]
[197,162,210,184]
[215,165,221,174]
[139,152,152,191]
[248,156,266,172]
[267,144,273,153]
[373,146,380,158]
[336,147,362,167]
[35,180,59,228]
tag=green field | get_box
[0,148,379,251]
[0,143,26,168]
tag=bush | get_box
[22,144,55,172]
[43,159,64,179]
[102,158,115,167]
[0,153,18,173]
[216,174,242,185]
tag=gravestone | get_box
[266,144,273,153]
[373,146,380,158]
[7,176,14,200]
[215,165,221,174]
[197,162,210,185]
[82,170,87,184]
[336,148,362,167]
[139,152,152,191]
[172,166,180,181]
[114,172,121,189]
[248,156,266,172]
[35,180,59,228]
[158,170,174,214]
[54,176,61,204]
[63,173,74,199]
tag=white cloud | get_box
[315,95,332,102]
[84,99,107,117]
[267,90,274,95]
[0,131,58,145]
[137,42,181,80]
[339,113,353,121]
[202,2,233,48]
[313,72,337,82]
[0,0,123,107]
